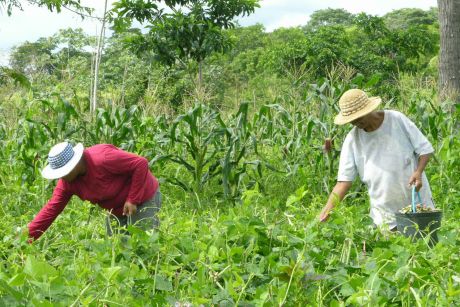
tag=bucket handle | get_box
[411,185,422,213]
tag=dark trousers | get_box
[106,190,162,236]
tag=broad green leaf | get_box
[102,266,122,281]
[23,257,58,280]
[155,275,173,291]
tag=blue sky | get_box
[0,0,437,64]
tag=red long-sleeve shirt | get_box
[28,144,159,240]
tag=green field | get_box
[0,81,459,305]
[1,3,460,306]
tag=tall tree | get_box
[383,8,437,30]
[110,0,259,87]
[305,8,354,31]
[438,0,460,101]
[10,38,57,78]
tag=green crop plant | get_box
[163,102,265,198]
[219,102,263,199]
[0,72,459,305]
[166,103,226,192]
[90,105,141,150]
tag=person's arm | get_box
[397,112,434,192]
[319,132,356,222]
[398,111,434,156]
[319,181,352,222]
[408,153,431,191]
[320,131,357,222]
[103,147,152,215]
[28,180,72,240]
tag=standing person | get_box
[319,89,435,230]
[28,142,161,240]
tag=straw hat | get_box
[41,142,84,179]
[334,89,381,125]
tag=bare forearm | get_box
[319,181,352,222]
[326,181,352,208]
[409,154,431,191]
[416,153,431,173]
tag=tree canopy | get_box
[305,8,354,31]
[109,0,260,65]
[0,0,91,16]
[383,7,438,29]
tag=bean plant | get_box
[0,78,459,306]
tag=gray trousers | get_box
[106,190,162,236]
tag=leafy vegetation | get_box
[1,5,459,306]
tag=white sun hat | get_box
[41,142,84,179]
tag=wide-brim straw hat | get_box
[41,142,84,179]
[334,89,381,125]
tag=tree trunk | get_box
[198,60,203,90]
[89,50,95,102]
[120,62,128,105]
[438,0,460,102]
[91,0,109,113]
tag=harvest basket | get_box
[395,186,442,246]
[395,211,442,246]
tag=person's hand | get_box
[408,171,423,191]
[15,226,29,241]
[319,204,334,222]
[123,202,137,216]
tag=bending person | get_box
[28,142,161,240]
[319,89,434,230]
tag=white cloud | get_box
[340,0,436,15]
[0,1,113,49]
[266,13,311,31]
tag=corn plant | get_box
[11,96,84,182]
[164,102,266,198]
[89,105,141,149]
[166,103,226,192]
[219,102,263,199]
